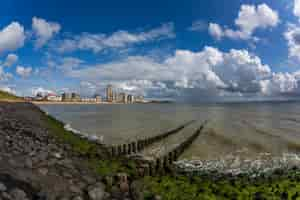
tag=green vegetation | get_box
[143,171,300,200]
[42,111,136,176]
[0,90,21,100]
[43,113,101,156]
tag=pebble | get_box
[0,182,7,192]
[9,188,28,200]
[88,183,106,200]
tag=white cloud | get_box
[188,20,208,32]
[208,23,224,40]
[31,87,54,96]
[260,72,298,95]
[16,66,32,78]
[0,86,16,94]
[54,23,175,53]
[0,22,25,53]
[0,85,16,94]
[0,66,12,81]
[59,47,273,99]
[284,24,300,63]
[80,81,96,90]
[294,0,300,19]
[32,17,61,48]
[209,4,279,41]
[3,54,18,67]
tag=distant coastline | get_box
[32,101,125,105]
[32,100,172,105]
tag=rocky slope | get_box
[0,102,127,200]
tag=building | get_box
[95,95,102,103]
[81,97,97,102]
[71,93,81,101]
[46,94,62,101]
[117,93,128,103]
[106,85,113,102]
[62,93,72,101]
[127,94,134,103]
[135,95,144,103]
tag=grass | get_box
[0,90,21,100]
[41,111,137,177]
[143,170,300,200]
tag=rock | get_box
[131,180,144,200]
[111,185,122,199]
[25,158,33,168]
[69,185,82,194]
[155,195,162,200]
[53,152,62,159]
[120,181,130,193]
[88,182,106,200]
[2,192,11,199]
[0,182,7,192]
[72,196,83,200]
[9,188,28,200]
[38,168,49,176]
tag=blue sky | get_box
[1,0,300,101]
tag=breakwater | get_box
[133,121,207,176]
[107,120,196,157]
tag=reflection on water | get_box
[39,102,300,174]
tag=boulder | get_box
[88,182,106,200]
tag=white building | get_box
[46,94,62,101]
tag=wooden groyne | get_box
[107,120,195,157]
[135,120,208,176]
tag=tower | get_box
[106,85,113,102]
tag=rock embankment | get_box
[0,102,118,200]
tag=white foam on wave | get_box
[174,152,300,176]
[64,123,104,144]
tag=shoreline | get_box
[32,101,125,105]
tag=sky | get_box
[1,0,300,102]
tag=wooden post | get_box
[112,146,116,157]
[132,142,137,153]
[128,143,132,154]
[149,162,154,176]
[122,144,126,155]
[118,145,122,156]
[168,152,173,165]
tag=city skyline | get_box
[1,1,300,102]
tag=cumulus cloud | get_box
[208,23,224,40]
[188,20,208,32]
[0,86,16,94]
[284,24,300,63]
[260,72,298,96]
[32,17,61,48]
[3,54,18,67]
[54,23,175,53]
[0,22,25,53]
[0,66,13,82]
[16,66,32,78]
[31,87,54,96]
[209,4,279,40]
[57,46,276,100]
[294,0,300,20]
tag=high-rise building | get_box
[62,93,72,101]
[118,93,128,103]
[106,85,113,102]
[127,94,134,103]
[71,93,81,101]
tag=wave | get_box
[174,152,300,176]
[64,123,104,144]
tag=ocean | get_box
[38,102,300,174]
